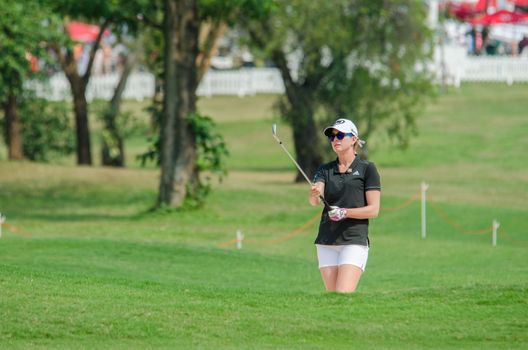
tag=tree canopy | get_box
[243,0,434,179]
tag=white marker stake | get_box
[0,213,5,239]
[421,182,429,240]
[492,219,500,247]
[236,228,244,249]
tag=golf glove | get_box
[328,206,347,221]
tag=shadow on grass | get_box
[2,187,162,224]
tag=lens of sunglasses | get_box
[328,132,346,141]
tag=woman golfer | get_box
[309,118,381,293]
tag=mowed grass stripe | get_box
[1,238,526,349]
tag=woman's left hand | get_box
[328,207,347,221]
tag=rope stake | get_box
[421,182,429,240]
[492,219,500,247]
[0,213,5,238]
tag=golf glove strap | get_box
[328,207,347,221]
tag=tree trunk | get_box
[101,53,136,167]
[4,92,23,160]
[272,50,323,182]
[67,73,92,165]
[51,20,109,166]
[158,0,200,208]
[196,21,227,83]
[290,104,322,182]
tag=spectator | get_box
[518,35,528,55]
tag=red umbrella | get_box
[66,21,110,43]
[469,9,528,25]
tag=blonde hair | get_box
[352,136,365,152]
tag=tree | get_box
[243,1,337,181]
[43,0,147,165]
[44,8,106,165]
[318,1,434,153]
[243,0,434,180]
[158,0,201,207]
[0,0,55,160]
[142,0,272,208]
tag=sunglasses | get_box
[328,132,354,141]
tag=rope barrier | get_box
[497,229,528,246]
[218,183,526,248]
[373,184,526,246]
[217,212,320,248]
[2,222,33,238]
[262,213,320,245]
[424,190,527,245]
[428,198,491,235]
[381,190,421,212]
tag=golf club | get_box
[272,123,331,208]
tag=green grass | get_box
[1,83,528,349]
[1,238,526,349]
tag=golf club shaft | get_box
[277,142,313,186]
[273,129,331,208]
[280,143,331,207]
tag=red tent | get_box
[66,21,110,43]
[448,0,497,20]
[469,9,528,25]
[510,0,528,7]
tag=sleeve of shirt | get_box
[365,162,381,191]
[313,165,326,184]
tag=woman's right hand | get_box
[310,185,321,199]
[309,183,324,206]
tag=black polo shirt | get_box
[312,156,381,246]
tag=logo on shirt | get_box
[352,170,360,176]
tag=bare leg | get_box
[319,266,339,292]
[335,264,363,293]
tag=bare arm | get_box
[309,182,325,206]
[343,190,380,219]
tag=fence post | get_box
[236,228,244,249]
[421,182,429,239]
[492,219,500,247]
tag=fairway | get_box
[1,84,527,349]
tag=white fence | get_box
[30,57,528,101]
[436,45,528,86]
[30,68,284,102]
[29,72,157,102]
[463,56,528,84]
[197,68,285,97]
